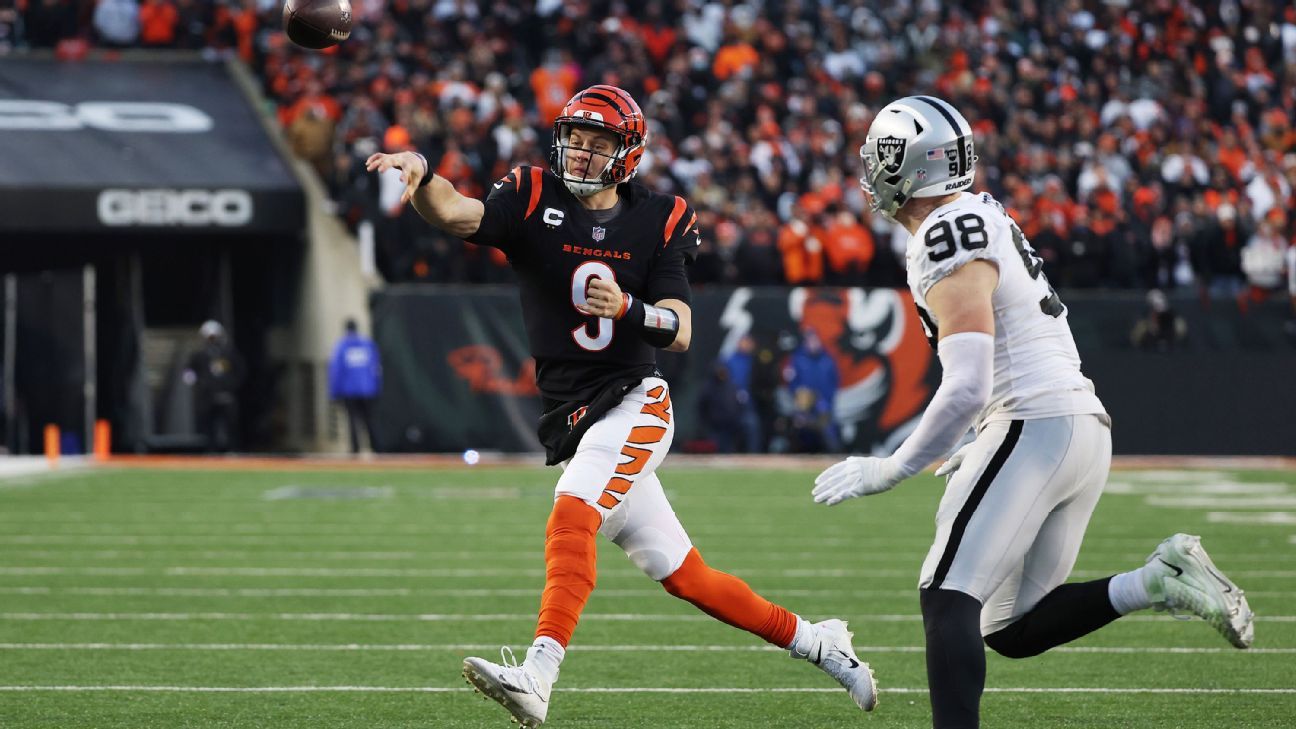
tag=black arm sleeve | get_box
[463,167,528,255]
[645,203,700,304]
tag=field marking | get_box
[1107,481,1290,496]
[0,685,1293,695]
[3,550,422,561]
[0,642,1291,655]
[3,585,1296,600]
[1147,496,1296,509]
[1207,512,1296,526]
[2,611,1294,623]
[3,565,1296,580]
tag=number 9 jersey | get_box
[905,191,1108,426]
[465,165,700,404]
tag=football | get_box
[283,0,353,50]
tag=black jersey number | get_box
[1009,224,1065,318]
[570,261,616,351]
[924,214,988,262]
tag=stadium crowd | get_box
[6,0,1296,306]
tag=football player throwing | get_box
[368,85,877,727]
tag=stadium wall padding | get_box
[371,287,1296,457]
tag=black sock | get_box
[984,578,1121,658]
[920,588,985,729]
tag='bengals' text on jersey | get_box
[466,165,700,404]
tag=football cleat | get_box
[793,618,878,711]
[1145,533,1254,649]
[463,647,552,727]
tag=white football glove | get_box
[812,456,906,506]
[934,442,975,479]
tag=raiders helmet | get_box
[859,95,977,221]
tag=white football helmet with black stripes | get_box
[859,95,978,221]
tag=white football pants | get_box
[554,377,694,581]
[918,414,1113,635]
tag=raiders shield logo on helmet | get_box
[877,136,907,174]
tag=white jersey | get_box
[905,192,1107,427]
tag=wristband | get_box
[614,293,632,321]
[412,152,433,187]
[621,296,680,348]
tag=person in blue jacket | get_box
[328,318,383,453]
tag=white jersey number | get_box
[570,261,616,351]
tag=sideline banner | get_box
[372,287,1296,457]
[371,286,940,455]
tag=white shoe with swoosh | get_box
[793,618,878,711]
[1145,533,1255,649]
[463,647,552,727]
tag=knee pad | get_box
[622,527,689,581]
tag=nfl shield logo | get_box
[877,136,907,174]
[592,226,606,242]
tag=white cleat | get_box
[462,648,551,727]
[795,618,878,711]
[1145,533,1255,649]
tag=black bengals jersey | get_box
[465,165,700,404]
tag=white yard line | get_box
[0,685,1291,695]
[3,585,1296,600]
[0,612,1293,623]
[2,565,1295,579]
[0,642,1290,655]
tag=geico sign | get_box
[97,189,254,227]
[0,100,213,132]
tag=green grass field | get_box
[1,462,1294,728]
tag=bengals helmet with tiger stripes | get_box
[549,84,647,197]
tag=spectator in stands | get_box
[183,320,244,453]
[14,1,1296,294]
[1193,202,1250,302]
[783,328,839,453]
[328,318,383,455]
[697,362,744,454]
[93,0,139,48]
[138,0,178,48]
[720,334,763,453]
[1241,214,1290,305]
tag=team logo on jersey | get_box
[592,226,606,242]
[567,405,589,430]
[877,136,907,174]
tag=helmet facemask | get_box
[857,96,978,222]
[551,121,637,197]
[859,141,915,222]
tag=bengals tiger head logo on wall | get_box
[792,288,934,448]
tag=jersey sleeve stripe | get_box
[524,166,544,219]
[663,196,688,246]
[510,166,522,192]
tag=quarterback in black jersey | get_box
[365,84,875,727]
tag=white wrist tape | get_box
[889,331,994,477]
